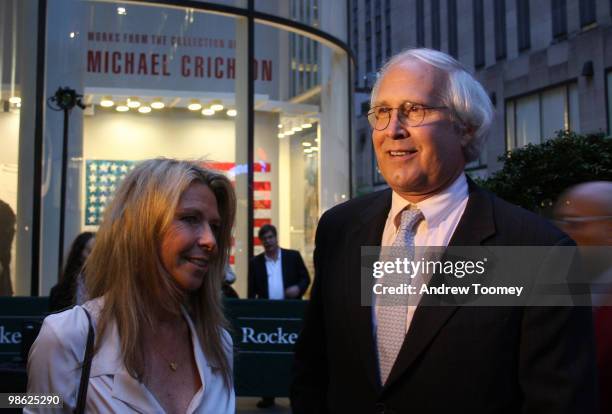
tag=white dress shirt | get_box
[266,249,285,299]
[26,298,235,414]
[376,173,469,333]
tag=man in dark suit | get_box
[248,224,310,300]
[291,48,598,413]
[248,223,310,408]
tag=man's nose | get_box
[385,109,408,140]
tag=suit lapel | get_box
[347,190,392,392]
[258,255,269,298]
[383,180,496,391]
[280,248,291,288]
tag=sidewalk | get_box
[237,397,291,413]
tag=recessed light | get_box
[100,97,114,107]
[302,142,312,147]
[210,100,224,111]
[116,105,129,112]
[227,109,237,117]
[151,99,165,109]
[126,97,140,108]
[201,108,215,116]
[138,106,151,114]
[187,100,202,111]
[8,96,21,104]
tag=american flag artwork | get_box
[84,159,272,262]
[85,160,136,226]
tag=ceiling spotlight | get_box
[151,99,165,109]
[285,130,295,136]
[304,148,313,153]
[116,105,129,112]
[210,100,224,111]
[100,96,114,107]
[302,142,312,147]
[201,108,215,116]
[9,96,21,104]
[310,146,319,151]
[69,32,76,39]
[126,97,141,108]
[293,126,303,132]
[278,133,285,138]
[187,99,202,111]
[138,106,151,114]
[277,124,283,129]
[117,7,127,15]
[301,122,313,128]
[227,108,237,117]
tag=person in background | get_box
[27,158,236,413]
[0,199,16,296]
[248,223,310,409]
[222,264,239,299]
[554,181,612,414]
[49,232,95,311]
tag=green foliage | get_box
[477,131,612,214]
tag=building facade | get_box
[350,0,612,194]
[0,0,350,298]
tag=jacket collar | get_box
[381,178,497,392]
[86,300,207,413]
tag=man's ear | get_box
[458,124,475,147]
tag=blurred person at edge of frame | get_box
[26,158,236,413]
[0,199,16,296]
[49,232,95,312]
[554,181,612,414]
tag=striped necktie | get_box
[376,207,423,384]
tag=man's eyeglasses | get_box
[367,102,447,131]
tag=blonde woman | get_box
[26,158,236,413]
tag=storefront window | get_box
[4,0,349,297]
[1,0,39,296]
[41,0,248,294]
[253,23,349,283]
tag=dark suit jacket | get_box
[291,182,598,414]
[248,248,310,299]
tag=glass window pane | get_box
[42,1,245,295]
[255,0,321,29]
[505,100,515,150]
[1,0,38,296]
[515,94,540,147]
[541,85,566,141]
[569,82,580,132]
[254,19,349,290]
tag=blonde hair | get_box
[85,158,235,386]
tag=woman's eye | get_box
[181,215,199,224]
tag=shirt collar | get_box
[389,173,468,229]
[265,248,281,263]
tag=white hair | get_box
[370,48,494,163]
